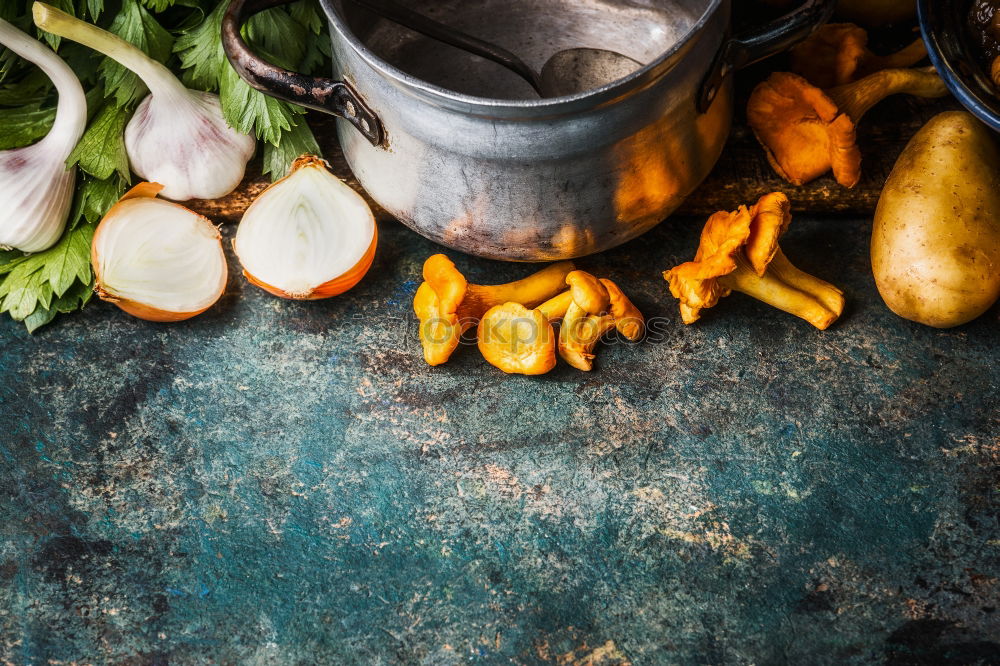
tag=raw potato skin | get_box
[873,111,1000,328]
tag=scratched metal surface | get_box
[1,213,998,665]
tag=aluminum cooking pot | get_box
[222,0,834,261]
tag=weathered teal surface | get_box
[1,214,997,665]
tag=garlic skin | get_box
[234,156,377,300]
[92,183,228,322]
[0,18,86,252]
[125,90,255,201]
[33,2,255,202]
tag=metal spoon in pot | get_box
[349,0,642,97]
[539,47,643,97]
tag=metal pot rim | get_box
[319,0,723,114]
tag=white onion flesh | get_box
[234,157,376,299]
[93,193,227,319]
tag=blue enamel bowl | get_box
[919,0,1000,131]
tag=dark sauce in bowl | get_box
[968,0,1000,63]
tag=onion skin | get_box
[91,182,227,322]
[241,227,378,300]
[92,288,221,322]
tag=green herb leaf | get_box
[219,59,302,145]
[69,173,126,228]
[67,100,131,181]
[83,0,105,22]
[0,249,30,276]
[0,223,94,320]
[99,0,174,106]
[173,0,225,90]
[41,223,93,297]
[262,115,320,180]
[24,279,94,333]
[141,0,176,12]
[289,1,324,35]
[248,8,308,73]
[0,87,102,150]
[0,102,54,150]
[1,269,54,319]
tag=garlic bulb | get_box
[234,156,377,300]
[92,182,228,321]
[0,17,86,252]
[33,2,255,201]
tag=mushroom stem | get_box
[536,290,573,322]
[826,67,947,122]
[719,255,840,330]
[559,301,616,371]
[459,261,575,320]
[767,249,846,315]
[865,38,927,74]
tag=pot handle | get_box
[697,0,836,112]
[221,0,384,146]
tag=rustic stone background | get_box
[1,209,997,664]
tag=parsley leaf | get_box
[172,0,224,89]
[141,0,177,12]
[69,173,126,228]
[0,87,101,151]
[0,224,94,321]
[219,55,302,145]
[23,278,93,333]
[262,115,320,179]
[67,100,131,181]
[83,0,105,21]
[0,102,54,150]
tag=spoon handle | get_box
[348,0,543,94]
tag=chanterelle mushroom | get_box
[414,254,575,366]
[479,271,645,374]
[790,23,926,88]
[558,271,613,372]
[600,278,645,341]
[476,291,575,375]
[747,67,947,187]
[663,192,845,330]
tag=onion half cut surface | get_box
[234,156,377,300]
[92,183,228,322]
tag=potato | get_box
[872,111,1000,328]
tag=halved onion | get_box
[233,156,377,300]
[91,182,228,322]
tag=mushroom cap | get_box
[599,278,645,341]
[422,254,468,317]
[790,23,870,88]
[413,281,462,366]
[477,302,556,375]
[565,270,610,314]
[745,192,792,277]
[664,207,753,324]
[747,72,862,188]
